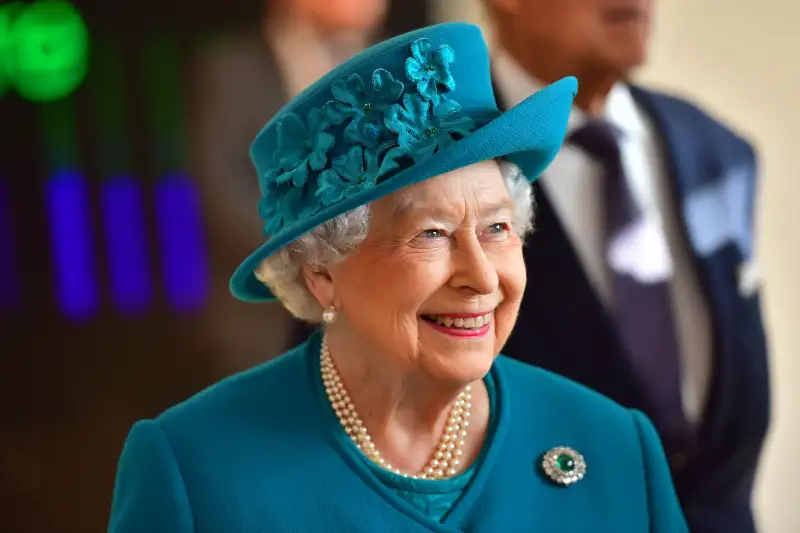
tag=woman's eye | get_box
[481,222,511,240]
[487,223,507,233]
[422,229,445,239]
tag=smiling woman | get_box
[285,159,529,422]
[107,22,689,533]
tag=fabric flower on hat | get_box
[323,69,405,149]
[272,108,335,188]
[257,178,312,235]
[384,93,475,163]
[316,145,398,207]
[404,38,455,100]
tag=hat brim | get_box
[230,76,577,302]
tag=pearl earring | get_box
[322,305,337,324]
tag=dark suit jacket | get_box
[501,86,770,533]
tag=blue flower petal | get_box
[274,146,305,170]
[437,70,456,92]
[371,69,404,102]
[362,122,383,143]
[279,163,309,188]
[364,148,381,176]
[433,97,461,118]
[406,93,431,119]
[344,146,365,178]
[259,169,280,194]
[377,145,406,176]
[416,77,437,100]
[360,174,378,190]
[410,38,432,64]
[432,45,455,70]
[314,131,336,154]
[385,119,418,147]
[277,113,308,146]
[307,151,327,172]
[260,181,308,235]
[317,169,348,206]
[404,57,425,83]
[281,184,307,220]
[409,143,437,163]
[306,108,328,132]
[329,151,349,177]
[386,93,433,147]
[330,74,365,108]
[323,100,356,125]
[344,118,381,148]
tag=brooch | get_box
[541,446,586,486]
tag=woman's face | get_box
[328,160,527,384]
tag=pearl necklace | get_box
[320,338,472,479]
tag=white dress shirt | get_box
[492,51,712,423]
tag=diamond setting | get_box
[541,446,586,486]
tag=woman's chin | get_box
[422,350,496,386]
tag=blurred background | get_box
[0,0,796,531]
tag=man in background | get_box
[483,1,770,531]
[192,0,388,374]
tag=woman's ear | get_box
[301,264,335,309]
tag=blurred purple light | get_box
[154,172,208,311]
[46,169,99,320]
[101,174,152,315]
[0,179,19,309]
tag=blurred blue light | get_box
[46,168,99,320]
[154,172,208,311]
[101,173,152,315]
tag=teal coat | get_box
[108,332,688,532]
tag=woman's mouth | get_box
[420,312,493,338]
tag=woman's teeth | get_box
[427,313,493,329]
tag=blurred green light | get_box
[0,3,26,97]
[5,1,90,102]
[0,9,8,96]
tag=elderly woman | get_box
[108,23,688,532]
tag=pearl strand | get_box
[320,338,472,479]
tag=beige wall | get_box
[432,1,800,531]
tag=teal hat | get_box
[230,22,577,302]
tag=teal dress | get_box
[360,371,497,522]
[108,332,689,532]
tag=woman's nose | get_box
[449,237,499,295]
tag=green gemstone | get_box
[556,454,575,472]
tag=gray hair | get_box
[254,161,535,322]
